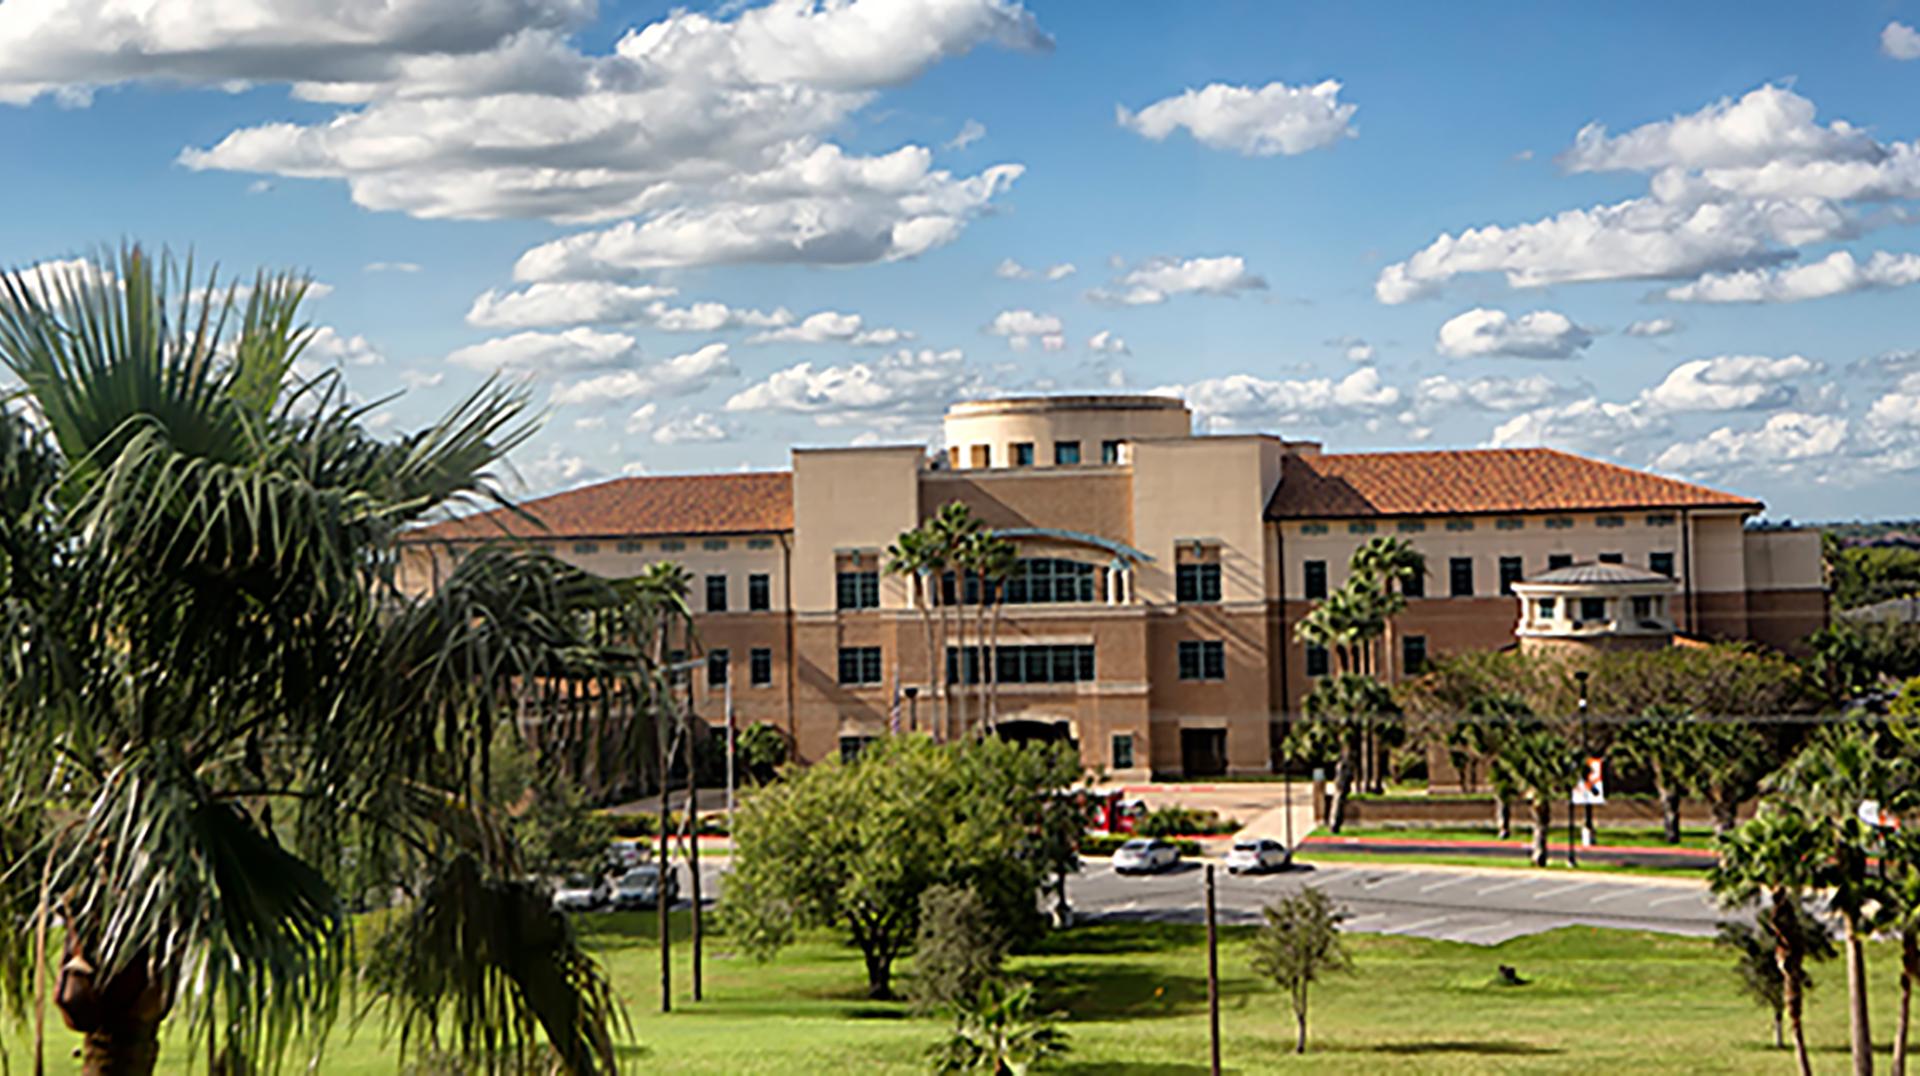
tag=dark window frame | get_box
[748,573,771,611]
[750,647,773,686]
[1448,557,1474,598]
[705,574,728,613]
[1303,560,1328,600]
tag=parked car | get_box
[1112,837,1180,875]
[612,864,680,910]
[552,873,611,912]
[607,840,646,870]
[1226,837,1291,875]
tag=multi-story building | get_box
[401,394,1827,779]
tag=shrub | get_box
[1080,834,1200,857]
[1137,806,1238,837]
[910,884,1008,1013]
[930,980,1069,1073]
[599,810,727,839]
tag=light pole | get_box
[1575,670,1593,847]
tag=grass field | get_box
[10,913,1906,1073]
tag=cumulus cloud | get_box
[747,310,909,346]
[1435,308,1594,360]
[1410,373,1566,419]
[946,118,986,150]
[624,402,657,434]
[446,327,638,374]
[1663,250,1920,303]
[547,342,736,404]
[1117,79,1356,157]
[364,261,421,273]
[1374,85,1920,303]
[1087,330,1129,355]
[509,440,605,496]
[986,308,1063,350]
[1884,21,1920,61]
[1164,368,1402,431]
[467,282,681,328]
[1089,255,1266,305]
[725,347,985,428]
[651,411,730,444]
[1624,317,1679,337]
[304,326,386,367]
[1653,412,1851,477]
[1637,355,1823,413]
[995,257,1074,280]
[1488,397,1667,454]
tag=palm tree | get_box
[0,247,633,1075]
[1450,692,1530,838]
[629,560,694,1014]
[1493,720,1579,868]
[1296,674,1398,833]
[925,503,982,737]
[1613,705,1698,844]
[1349,536,1424,681]
[887,527,943,736]
[1713,806,1833,1076]
[975,533,1018,731]
[1882,829,1920,1076]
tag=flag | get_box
[888,663,902,734]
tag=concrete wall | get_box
[942,395,1190,470]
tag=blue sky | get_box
[4,1,1920,520]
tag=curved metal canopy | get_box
[995,526,1155,563]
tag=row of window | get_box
[705,647,775,687]
[1300,512,1677,537]
[944,644,1097,685]
[571,536,777,555]
[1533,595,1664,623]
[976,439,1127,468]
[1302,551,1675,599]
[704,573,773,612]
[836,559,1103,610]
[1303,635,1428,677]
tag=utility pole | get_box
[1576,670,1594,846]
[687,685,703,1003]
[656,667,674,1013]
[1205,864,1221,1076]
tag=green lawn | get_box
[11,914,1905,1073]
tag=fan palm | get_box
[1349,536,1423,679]
[1492,720,1579,868]
[1296,674,1398,833]
[1712,806,1833,1076]
[0,246,641,1075]
[887,526,944,735]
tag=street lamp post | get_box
[1576,670,1593,847]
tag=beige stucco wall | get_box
[790,446,925,612]
[1130,435,1285,605]
[941,395,1190,470]
[1743,527,1825,590]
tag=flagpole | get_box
[724,676,736,818]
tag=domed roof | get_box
[1524,561,1673,586]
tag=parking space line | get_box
[1588,889,1640,904]
[1649,891,1707,908]
[1475,877,1539,897]
[1532,881,1599,900]
[1387,915,1455,936]
[1419,875,1473,893]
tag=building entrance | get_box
[1179,728,1228,777]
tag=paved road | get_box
[1065,858,1726,945]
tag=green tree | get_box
[1714,806,1843,1076]
[723,736,1079,998]
[1350,534,1425,681]
[1249,886,1352,1054]
[1447,692,1531,838]
[736,721,790,783]
[888,523,950,733]
[1494,720,1579,868]
[910,884,1009,1014]
[1613,706,1700,844]
[1881,829,1920,1076]
[1291,674,1399,833]
[0,248,635,1074]
[1715,905,1836,1050]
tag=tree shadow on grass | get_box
[1024,961,1210,1019]
[1025,922,1218,958]
[1356,1040,1562,1057]
[1052,1064,1211,1075]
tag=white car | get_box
[1112,838,1180,875]
[551,873,610,912]
[612,864,680,910]
[1226,837,1291,875]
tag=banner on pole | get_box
[1572,756,1605,806]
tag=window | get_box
[748,537,775,550]
[1300,523,1329,535]
[1101,439,1123,465]
[1303,560,1328,600]
[573,541,599,554]
[1579,597,1607,622]
[837,571,880,609]
[1397,520,1426,533]
[1176,562,1222,603]
[1548,553,1573,570]
[1012,442,1035,467]
[1496,518,1525,531]
[1596,515,1625,529]
[837,647,883,685]
[1449,557,1474,597]
[748,573,771,611]
[1646,513,1676,527]
[1111,733,1134,770]
[705,574,728,613]
[1054,440,1081,465]
[1304,644,1329,677]
[1598,552,1623,564]
[1402,635,1428,674]
[750,647,772,686]
[1445,519,1475,532]
[660,539,686,552]
[1535,598,1558,619]
[616,540,645,554]
[1498,556,1523,595]
[839,735,875,763]
[1650,551,1675,577]
[1545,517,1574,531]
[1178,640,1226,681]
[1001,558,1096,604]
[707,649,729,687]
[945,645,1094,684]
[1402,568,1425,598]
[1632,596,1655,620]
[1348,521,1376,535]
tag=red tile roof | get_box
[1265,448,1760,519]
[409,472,793,541]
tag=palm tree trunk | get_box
[1327,744,1355,833]
[1774,1007,1784,1050]
[1712,794,1740,839]
[57,952,170,1076]
[987,594,1004,729]
[1846,919,1874,1076]
[918,578,937,738]
[1897,930,1919,1076]
[1495,794,1512,840]
[1773,892,1813,1076]
[1659,785,1682,844]
[1529,799,1551,867]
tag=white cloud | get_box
[1624,317,1679,337]
[747,310,909,346]
[946,118,986,150]
[510,441,605,496]
[1087,330,1129,355]
[1090,254,1266,305]
[547,342,736,404]
[986,308,1063,350]
[1653,412,1850,476]
[1868,381,1920,429]
[1884,21,1920,61]
[572,415,607,431]
[652,411,730,444]
[364,260,421,273]
[643,300,793,333]
[1488,397,1667,454]
[446,326,638,374]
[995,257,1074,280]
[624,402,658,434]
[1435,308,1594,360]
[304,326,386,367]
[1663,250,1920,303]
[1560,84,1881,175]
[467,281,681,328]
[1117,79,1356,157]
[725,346,984,428]
[1166,367,1402,430]
[399,369,445,389]
[1411,373,1566,419]
[1637,354,1822,413]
